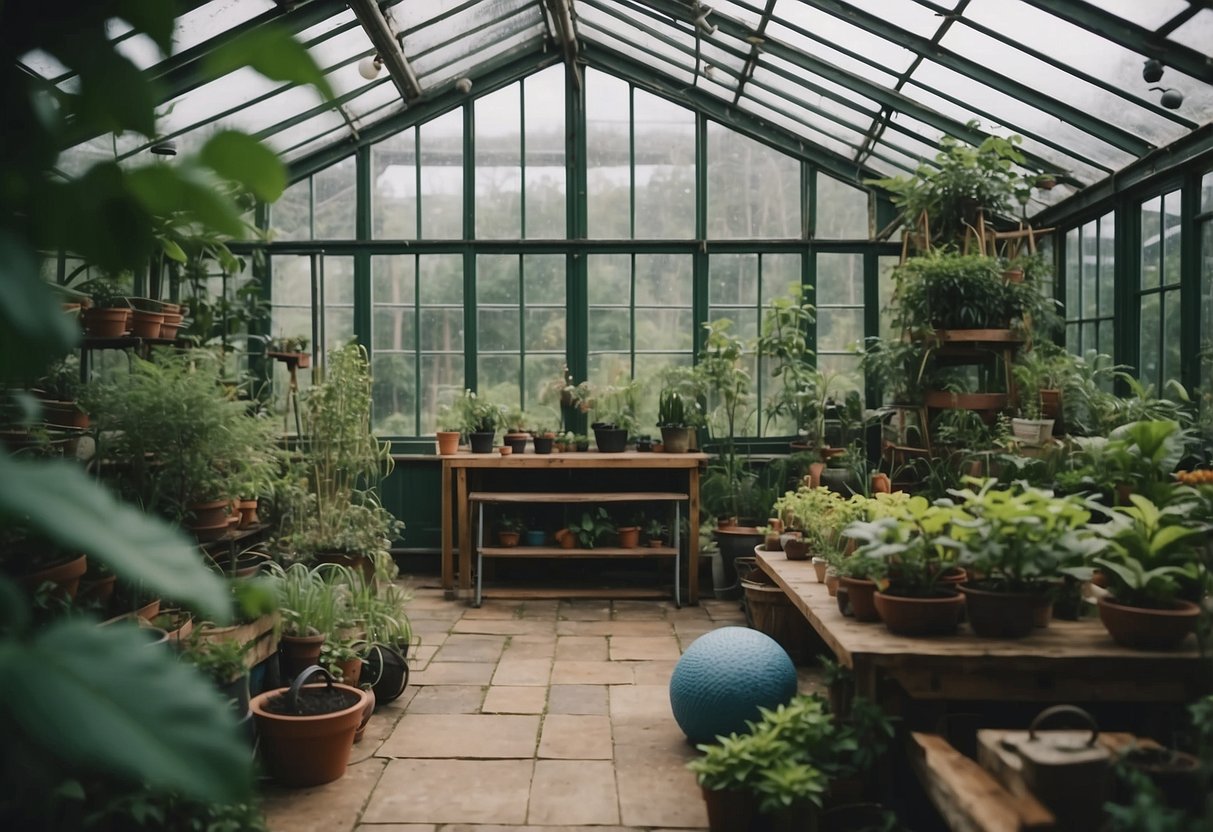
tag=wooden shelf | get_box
[480,545,677,558]
[470,491,687,503]
[198,522,270,550]
[194,612,281,670]
[483,587,671,601]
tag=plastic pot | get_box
[362,643,411,703]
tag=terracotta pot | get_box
[130,309,165,338]
[334,657,363,688]
[870,472,891,494]
[17,553,87,600]
[1097,597,1199,650]
[435,431,460,455]
[959,585,1050,638]
[133,598,161,621]
[648,539,664,548]
[279,633,326,681]
[192,522,229,542]
[237,498,259,529]
[1040,389,1062,422]
[81,307,130,338]
[159,312,184,340]
[78,573,116,609]
[812,557,828,583]
[700,786,756,832]
[617,526,640,548]
[187,499,230,529]
[498,530,520,548]
[838,577,880,622]
[354,687,376,744]
[826,569,840,597]
[156,608,194,644]
[554,529,576,550]
[314,551,375,583]
[660,426,691,453]
[783,536,809,561]
[497,445,513,456]
[503,433,530,454]
[250,669,369,787]
[1002,268,1024,284]
[40,399,89,430]
[873,590,964,636]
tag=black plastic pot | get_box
[468,431,496,454]
[533,435,554,454]
[503,433,529,454]
[362,643,410,703]
[593,425,628,453]
[712,526,764,600]
[635,436,653,452]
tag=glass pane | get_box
[1065,227,1080,320]
[816,253,864,306]
[1081,221,1098,319]
[373,351,416,436]
[879,256,899,338]
[815,175,869,239]
[477,254,519,304]
[420,354,465,435]
[421,110,464,239]
[818,309,866,352]
[273,179,311,241]
[270,255,314,414]
[587,254,631,305]
[476,83,522,239]
[478,355,522,409]
[525,354,566,414]
[1203,171,1213,215]
[589,309,631,351]
[372,306,415,352]
[586,70,631,239]
[763,254,803,305]
[636,253,692,307]
[524,66,566,239]
[478,309,520,352]
[1066,322,1080,355]
[311,158,355,239]
[1163,290,1182,385]
[420,308,465,352]
[418,254,464,305]
[1139,291,1161,388]
[707,123,802,238]
[1202,222,1213,390]
[709,254,759,307]
[525,308,565,352]
[633,89,696,239]
[636,308,694,351]
[1098,320,1114,357]
[1098,212,1115,317]
[523,253,566,301]
[373,126,417,239]
[588,353,632,387]
[1141,196,1161,290]
[1163,190,1183,288]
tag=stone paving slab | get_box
[611,600,668,619]
[610,684,676,723]
[556,620,674,637]
[454,618,556,636]
[555,635,608,661]
[538,714,613,759]
[361,759,533,825]
[547,684,608,715]
[557,600,613,620]
[609,636,682,661]
[550,660,636,685]
[491,657,552,687]
[378,714,540,759]
[405,685,486,714]
[263,757,386,832]
[408,661,496,687]
[482,685,548,714]
[630,660,679,686]
[616,756,709,829]
[501,635,556,659]
[527,760,620,825]
[433,634,507,663]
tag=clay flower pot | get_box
[130,309,165,338]
[554,529,576,550]
[250,666,370,787]
[811,557,828,583]
[838,577,880,622]
[873,590,964,636]
[959,585,1051,638]
[81,307,130,338]
[187,498,230,529]
[1098,597,1199,650]
[498,530,520,548]
[279,632,326,681]
[237,498,259,529]
[617,526,641,548]
[18,553,87,600]
[435,431,460,455]
[782,536,808,561]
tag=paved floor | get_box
[262,583,822,832]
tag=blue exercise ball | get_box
[669,626,798,744]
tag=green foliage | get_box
[438,388,506,434]
[857,336,930,405]
[756,283,821,437]
[1090,494,1206,607]
[657,388,694,428]
[688,695,894,814]
[570,507,615,549]
[180,636,249,686]
[588,379,641,435]
[894,252,1015,331]
[497,512,526,534]
[772,487,864,554]
[847,500,964,596]
[1012,340,1079,420]
[266,562,340,637]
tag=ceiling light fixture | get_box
[358,54,383,80]
[149,139,177,156]
[1142,58,1163,83]
[1150,86,1184,109]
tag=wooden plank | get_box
[194,612,280,671]
[441,458,453,592]
[479,546,678,558]
[470,491,688,503]
[457,466,470,593]
[909,732,1055,832]
[445,451,708,469]
[689,462,700,605]
[482,586,671,601]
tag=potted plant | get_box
[1090,495,1205,649]
[497,512,525,548]
[645,517,666,547]
[530,413,559,454]
[465,390,505,453]
[1011,342,1075,444]
[846,506,967,636]
[79,278,131,338]
[267,562,339,681]
[588,379,639,452]
[568,507,615,549]
[756,282,825,448]
[950,480,1100,637]
[571,432,590,452]
[266,334,311,368]
[615,511,641,549]
[0,526,88,602]
[657,388,696,453]
[833,552,886,623]
[320,637,366,687]
[434,402,463,456]
[250,665,371,786]
[502,406,531,454]
[181,634,251,712]
[34,356,88,429]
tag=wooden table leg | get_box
[688,464,700,605]
[457,467,470,597]
[441,460,453,597]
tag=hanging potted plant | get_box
[1090,495,1204,649]
[250,665,371,786]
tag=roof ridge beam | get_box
[801,0,1153,157]
[348,0,423,102]
[543,0,582,90]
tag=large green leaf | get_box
[200,131,286,202]
[203,27,335,101]
[0,232,80,383]
[0,620,251,803]
[0,457,231,622]
[126,165,246,238]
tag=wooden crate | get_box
[195,611,280,669]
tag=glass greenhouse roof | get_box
[36,0,1213,219]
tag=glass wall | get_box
[1199,172,1213,395]
[1138,191,1183,390]
[265,66,886,441]
[1063,211,1115,357]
